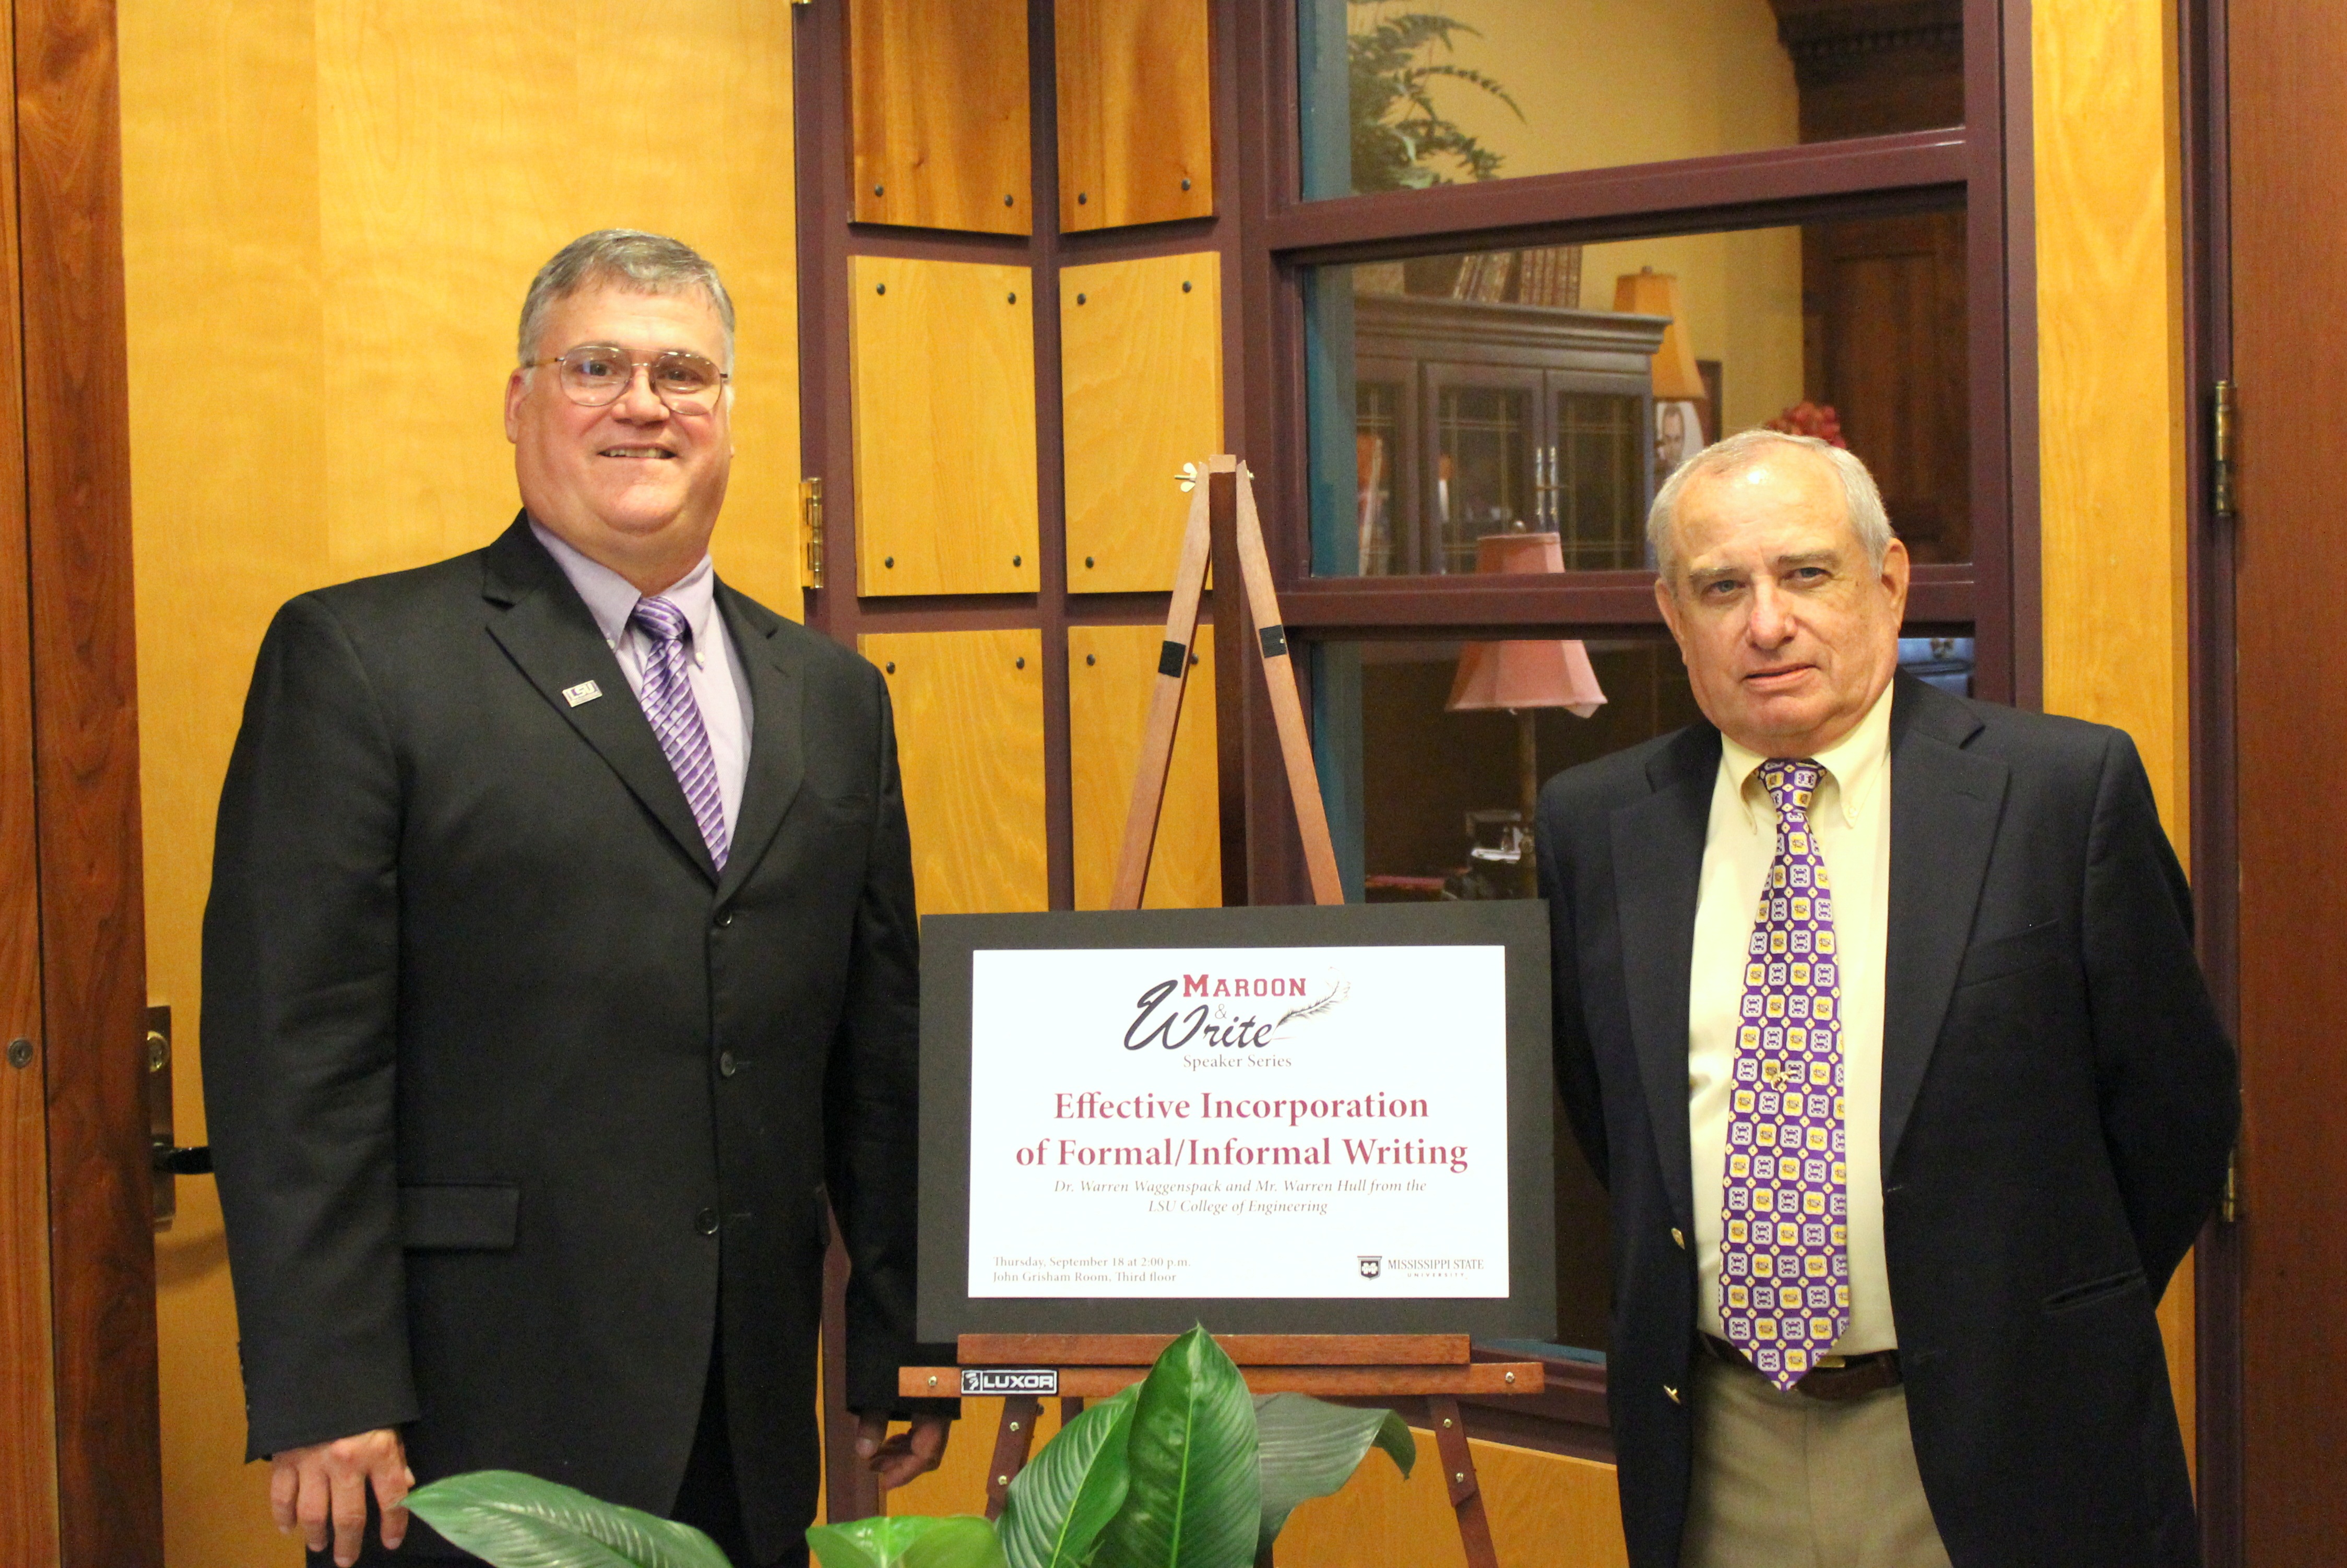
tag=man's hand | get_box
[270,1428,412,1567]
[855,1412,952,1492]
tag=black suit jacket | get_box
[1537,674,2236,1568]
[203,518,928,1561]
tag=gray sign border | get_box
[916,901,1557,1340]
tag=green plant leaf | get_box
[998,1385,1137,1568]
[404,1470,732,1568]
[1250,1396,1416,1551]
[808,1514,1008,1568]
[1097,1327,1261,1568]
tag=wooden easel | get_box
[900,458,1540,1567]
[898,1334,1540,1568]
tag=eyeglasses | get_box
[529,345,729,414]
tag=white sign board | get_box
[964,945,1511,1299]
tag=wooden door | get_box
[0,0,163,1564]
[2229,0,2347,1555]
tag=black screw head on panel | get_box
[1005,194,1015,205]
[885,662,896,674]
[1077,293,1087,305]
[1182,177,1193,192]
[5,1038,30,1070]
[884,556,895,568]
[873,184,884,196]
[1182,281,1193,293]
[1086,654,1096,666]
[1085,556,1095,568]
[875,283,886,295]
[1015,657,1026,670]
[1189,654,1200,667]
[1008,292,1017,304]
[1077,192,1088,205]
[1013,554,1023,567]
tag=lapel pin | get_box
[562,680,603,707]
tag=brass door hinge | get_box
[2222,1147,2239,1225]
[800,477,825,588]
[2212,379,2237,518]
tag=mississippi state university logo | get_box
[1358,1255,1383,1279]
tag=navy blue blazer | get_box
[1538,672,2235,1568]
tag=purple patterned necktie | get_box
[629,596,730,871]
[1718,758,1849,1390]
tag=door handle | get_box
[148,1004,211,1230]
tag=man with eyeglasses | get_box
[203,230,950,1567]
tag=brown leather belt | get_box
[1699,1333,1902,1401]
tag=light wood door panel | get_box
[851,255,1040,596]
[849,0,1029,234]
[1060,252,1220,592]
[1277,1433,1626,1568]
[1054,0,1213,232]
[2230,0,2347,1552]
[861,629,1047,917]
[1068,624,1219,909]
[116,2,803,1560]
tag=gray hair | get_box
[1646,429,1894,585]
[516,229,736,369]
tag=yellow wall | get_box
[117,2,800,1560]
[2033,0,2196,1467]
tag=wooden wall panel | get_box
[1068,624,1219,909]
[2030,0,2197,1463]
[849,0,1029,234]
[1054,0,1213,232]
[851,255,1040,596]
[116,2,803,1560]
[1060,253,1221,592]
[1277,1433,1627,1568]
[861,629,1048,917]
[0,0,56,1552]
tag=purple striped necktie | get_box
[1718,758,1850,1391]
[628,596,730,871]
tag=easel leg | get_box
[982,1395,1045,1521]
[1429,1396,1501,1568]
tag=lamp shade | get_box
[1444,532,1608,717]
[1613,267,1707,403]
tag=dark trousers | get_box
[309,1345,805,1568]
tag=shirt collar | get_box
[530,518,719,664]
[1718,678,1895,831]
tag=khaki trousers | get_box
[1680,1352,1954,1568]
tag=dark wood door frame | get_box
[5,0,163,1563]
[2177,0,2241,1561]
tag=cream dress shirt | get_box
[530,520,753,839]
[1688,682,1896,1353]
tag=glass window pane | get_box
[1305,212,1972,575]
[1298,0,1963,198]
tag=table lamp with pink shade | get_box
[1447,529,1607,895]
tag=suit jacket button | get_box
[719,1051,739,1078]
[695,1207,720,1236]
[716,911,736,929]
[1664,1384,1681,1404]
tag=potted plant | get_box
[406,1326,1414,1568]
